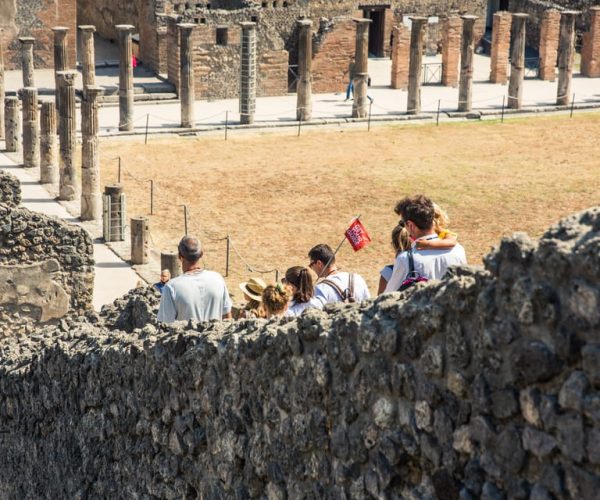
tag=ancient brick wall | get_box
[489,11,512,84]
[0,207,599,497]
[442,15,461,87]
[581,7,600,77]
[0,0,77,70]
[391,24,410,89]
[539,9,560,81]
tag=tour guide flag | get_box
[345,217,372,251]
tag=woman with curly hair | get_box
[262,283,293,318]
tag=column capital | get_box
[115,24,136,33]
[461,15,478,22]
[52,26,69,34]
[239,21,257,29]
[511,13,529,20]
[78,25,96,33]
[353,18,373,25]
[591,6,600,12]
[18,37,35,46]
[85,86,104,99]
[177,23,196,33]
[297,19,313,28]
[561,11,581,17]
[56,70,78,86]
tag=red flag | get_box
[345,218,372,251]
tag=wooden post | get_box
[556,11,579,106]
[507,13,528,110]
[407,17,427,115]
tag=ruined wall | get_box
[76,0,140,42]
[0,0,77,70]
[0,207,599,498]
[0,172,21,207]
[0,203,94,333]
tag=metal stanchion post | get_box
[225,111,229,140]
[297,114,302,137]
[570,94,576,118]
[436,99,441,126]
[149,179,154,215]
[118,157,121,183]
[225,235,230,277]
[144,114,149,144]
[501,96,505,123]
[368,98,373,131]
[183,205,188,235]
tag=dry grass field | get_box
[99,114,600,299]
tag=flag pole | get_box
[317,215,361,280]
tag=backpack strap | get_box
[348,273,355,300]
[406,249,416,278]
[320,279,347,301]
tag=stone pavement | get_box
[0,151,140,311]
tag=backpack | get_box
[320,273,356,303]
[398,250,428,291]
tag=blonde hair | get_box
[433,203,450,234]
[262,283,292,317]
[392,223,412,253]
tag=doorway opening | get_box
[362,6,389,57]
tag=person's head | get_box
[433,202,450,233]
[394,195,436,238]
[239,277,267,303]
[391,223,412,254]
[308,244,335,277]
[284,266,314,304]
[178,236,203,270]
[160,269,171,284]
[262,283,292,318]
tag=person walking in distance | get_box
[157,236,232,323]
[308,243,370,305]
[153,269,171,294]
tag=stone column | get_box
[442,15,462,88]
[539,10,560,82]
[156,26,168,74]
[19,37,35,88]
[582,7,600,78]
[104,185,125,242]
[352,18,371,119]
[557,11,579,106]
[458,16,477,112]
[296,19,312,122]
[489,12,512,84]
[22,87,39,169]
[161,251,181,278]
[4,97,21,153]
[0,32,5,140]
[407,17,427,115]
[116,25,135,131]
[131,217,150,265]
[52,27,69,114]
[40,101,59,185]
[391,25,410,90]
[239,22,257,125]
[57,71,78,201]
[81,86,104,221]
[178,23,195,128]
[508,14,528,110]
[79,25,97,94]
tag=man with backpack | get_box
[384,195,467,293]
[308,244,371,305]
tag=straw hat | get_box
[239,277,267,301]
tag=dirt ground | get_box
[99,114,600,299]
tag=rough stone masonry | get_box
[0,201,599,498]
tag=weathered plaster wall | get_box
[76,0,140,42]
[0,207,599,498]
[0,0,77,70]
[0,204,94,332]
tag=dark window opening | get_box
[251,15,258,22]
[272,1,277,7]
[283,1,288,6]
[200,17,207,24]
[216,27,228,46]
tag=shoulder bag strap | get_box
[320,279,346,301]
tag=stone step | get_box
[99,92,177,103]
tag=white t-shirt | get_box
[384,235,467,293]
[285,297,324,317]
[315,271,371,305]
[157,269,232,323]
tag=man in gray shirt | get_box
[157,236,232,323]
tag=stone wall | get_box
[0,0,77,70]
[0,207,599,497]
[0,171,21,207]
[0,203,94,333]
[76,0,140,42]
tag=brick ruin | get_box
[0,167,599,496]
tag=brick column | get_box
[79,25,97,94]
[22,87,39,169]
[19,37,35,88]
[0,32,4,141]
[508,13,528,110]
[52,27,69,116]
[581,7,600,77]
[538,10,560,81]
[352,18,371,119]
[116,25,135,131]
[489,12,512,84]
[458,16,477,112]
[40,101,59,185]
[407,17,427,115]
[57,71,78,201]
[239,22,257,125]
[178,23,195,128]
[4,97,21,152]
[557,11,579,106]
[442,15,461,88]
[81,86,104,221]
[296,20,312,122]
[391,25,410,89]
